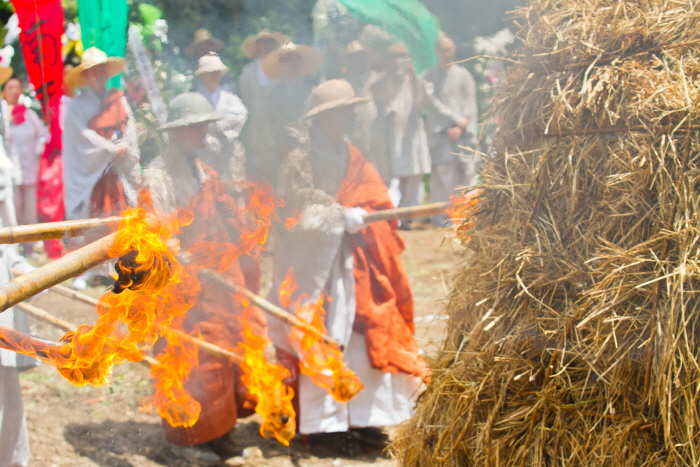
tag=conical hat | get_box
[0,66,13,87]
[304,79,368,119]
[185,29,224,56]
[241,29,289,58]
[262,43,322,80]
[64,47,124,89]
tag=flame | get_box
[283,269,364,403]
[148,174,295,438]
[236,304,296,446]
[150,324,201,428]
[285,209,302,230]
[448,190,481,241]
[0,193,196,388]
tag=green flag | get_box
[78,0,129,89]
[337,0,440,73]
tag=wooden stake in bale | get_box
[395,1,700,466]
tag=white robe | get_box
[62,89,140,220]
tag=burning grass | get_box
[394,1,700,465]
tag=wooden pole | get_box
[199,268,342,349]
[363,202,452,223]
[16,292,243,365]
[0,232,118,313]
[0,217,123,244]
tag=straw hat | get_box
[345,40,366,57]
[304,79,368,119]
[388,42,410,58]
[64,47,125,88]
[185,29,224,56]
[359,25,393,53]
[240,29,289,58]
[262,42,322,80]
[0,66,12,87]
[194,52,229,76]
[158,92,220,131]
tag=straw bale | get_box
[394,1,700,466]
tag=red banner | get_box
[12,0,65,258]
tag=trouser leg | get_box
[430,162,456,226]
[0,366,30,467]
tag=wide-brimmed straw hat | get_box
[345,40,367,57]
[0,66,13,87]
[185,29,224,57]
[158,92,220,131]
[241,29,289,58]
[64,47,125,88]
[262,42,322,80]
[194,52,229,76]
[304,79,368,119]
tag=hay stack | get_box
[394,1,700,466]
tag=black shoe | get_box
[169,443,222,466]
[207,429,242,460]
[350,427,390,450]
[307,431,363,458]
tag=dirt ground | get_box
[20,228,465,467]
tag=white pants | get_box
[0,367,30,467]
[298,332,422,434]
[398,175,425,226]
[430,159,478,226]
[13,185,37,227]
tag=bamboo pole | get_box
[170,329,244,364]
[363,202,452,223]
[0,232,118,313]
[11,270,101,308]
[199,268,342,349]
[0,217,123,244]
[17,292,242,365]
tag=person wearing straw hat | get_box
[246,42,322,183]
[143,92,267,466]
[185,28,224,59]
[341,40,370,95]
[194,52,247,177]
[423,34,479,226]
[238,29,288,110]
[270,79,428,457]
[62,47,140,223]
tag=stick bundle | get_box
[394,2,700,466]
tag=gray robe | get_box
[423,64,479,165]
[356,64,431,182]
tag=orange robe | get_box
[337,144,428,380]
[159,164,266,446]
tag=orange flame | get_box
[236,305,296,445]
[149,324,201,427]
[285,209,302,230]
[283,270,364,403]
[448,190,480,241]
[0,192,196,388]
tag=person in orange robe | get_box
[142,92,265,466]
[270,79,429,457]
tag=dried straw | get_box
[394,1,700,466]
